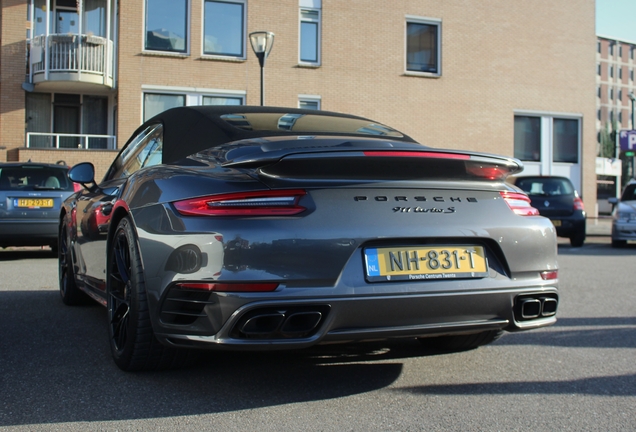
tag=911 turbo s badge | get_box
[393,206,456,213]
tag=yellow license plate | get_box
[552,220,562,227]
[15,198,54,208]
[364,245,488,282]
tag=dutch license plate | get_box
[14,198,54,208]
[552,220,562,227]
[364,245,488,282]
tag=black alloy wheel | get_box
[59,214,87,305]
[107,216,192,371]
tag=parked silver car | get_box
[0,162,77,250]
[609,179,636,247]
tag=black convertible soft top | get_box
[136,106,416,164]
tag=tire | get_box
[569,231,585,247]
[107,216,192,371]
[611,239,627,248]
[59,214,89,305]
[418,330,504,352]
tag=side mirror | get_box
[608,197,619,205]
[69,162,96,186]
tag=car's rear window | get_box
[0,166,73,191]
[515,177,575,196]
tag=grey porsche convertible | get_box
[59,106,558,371]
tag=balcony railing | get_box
[26,132,116,150]
[29,34,114,87]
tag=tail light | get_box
[73,183,82,193]
[175,282,279,292]
[540,270,558,280]
[174,190,307,217]
[500,191,540,216]
[573,196,584,211]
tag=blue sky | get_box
[596,0,636,41]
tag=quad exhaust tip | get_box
[234,307,329,339]
[519,296,558,319]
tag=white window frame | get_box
[143,0,191,55]
[298,94,321,110]
[141,86,246,122]
[201,0,247,60]
[404,15,442,77]
[299,1,321,66]
[513,110,583,192]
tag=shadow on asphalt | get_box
[0,248,56,261]
[0,290,415,426]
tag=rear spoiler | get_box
[224,148,524,182]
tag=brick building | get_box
[1,1,597,210]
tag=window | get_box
[610,43,614,56]
[144,93,185,121]
[514,116,541,161]
[115,124,163,179]
[145,0,188,53]
[631,69,634,81]
[597,41,601,54]
[514,115,580,165]
[299,6,321,65]
[631,47,634,60]
[597,63,601,75]
[619,67,623,79]
[597,87,601,98]
[143,89,245,120]
[610,65,613,78]
[609,88,613,101]
[203,0,246,57]
[298,95,321,110]
[553,119,579,163]
[202,95,243,105]
[620,45,623,57]
[405,16,441,75]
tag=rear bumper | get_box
[0,219,58,247]
[154,285,558,350]
[551,215,586,238]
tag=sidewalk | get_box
[586,217,612,236]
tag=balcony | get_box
[28,34,114,92]
[26,132,117,150]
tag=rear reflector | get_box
[174,190,306,217]
[540,270,558,280]
[175,282,279,292]
[363,151,470,160]
[500,191,540,216]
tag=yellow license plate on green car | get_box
[364,245,488,282]
[14,198,54,208]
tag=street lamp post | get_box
[249,31,275,106]
[629,93,636,128]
